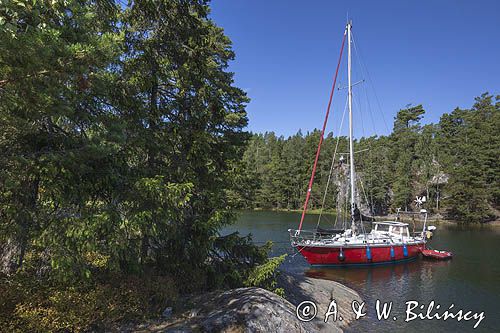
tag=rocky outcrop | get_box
[122,272,361,333]
[278,273,361,332]
[125,287,317,332]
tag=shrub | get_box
[0,273,178,332]
[244,254,287,297]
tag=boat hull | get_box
[421,249,452,260]
[296,243,425,266]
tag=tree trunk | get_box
[0,239,19,274]
[16,176,40,270]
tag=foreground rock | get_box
[278,272,361,332]
[121,272,361,333]
[278,274,361,332]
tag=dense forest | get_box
[0,1,283,331]
[234,96,499,223]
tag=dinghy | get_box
[422,249,453,260]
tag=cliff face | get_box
[121,273,361,333]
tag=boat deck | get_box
[290,228,425,248]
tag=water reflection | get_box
[228,211,500,333]
[307,261,418,285]
[306,259,452,286]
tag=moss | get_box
[0,273,178,332]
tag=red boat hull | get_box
[297,243,425,266]
[421,249,452,260]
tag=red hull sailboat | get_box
[292,222,425,266]
[292,228,426,266]
[289,21,427,266]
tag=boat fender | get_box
[403,244,408,257]
[390,246,395,259]
[338,248,345,262]
[366,246,372,261]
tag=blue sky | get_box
[210,0,499,138]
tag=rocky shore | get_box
[121,272,361,333]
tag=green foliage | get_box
[0,1,292,330]
[235,96,499,223]
[244,254,287,297]
[0,3,498,332]
[0,0,257,286]
[391,105,426,210]
[208,232,269,289]
[438,94,499,222]
[207,234,286,296]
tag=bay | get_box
[224,210,500,332]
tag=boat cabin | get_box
[372,221,410,238]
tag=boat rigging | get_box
[289,21,430,266]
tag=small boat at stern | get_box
[422,249,453,260]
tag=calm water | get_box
[224,210,500,333]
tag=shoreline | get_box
[242,208,500,226]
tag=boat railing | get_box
[289,229,423,246]
[373,220,409,226]
[288,229,336,243]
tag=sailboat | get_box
[289,21,427,266]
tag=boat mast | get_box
[347,21,356,234]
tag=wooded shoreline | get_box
[244,208,500,226]
[233,98,499,224]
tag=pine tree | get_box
[438,94,498,222]
[240,94,498,224]
[0,0,253,282]
[391,105,425,211]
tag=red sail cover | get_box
[298,30,347,231]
